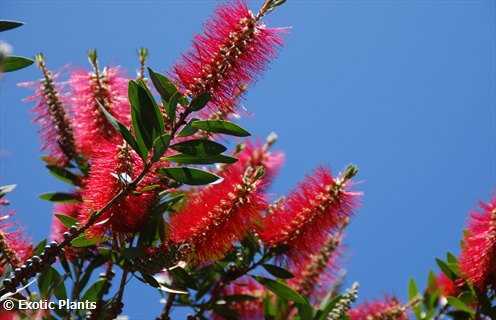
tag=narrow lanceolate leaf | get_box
[408,278,422,319]
[81,279,107,302]
[71,234,100,247]
[38,267,66,300]
[34,239,47,256]
[55,214,78,228]
[262,264,294,279]
[178,119,200,137]
[46,165,81,186]
[97,101,145,159]
[253,276,307,305]
[1,56,33,72]
[170,139,227,155]
[189,92,211,111]
[165,93,179,126]
[191,120,250,137]
[447,297,475,315]
[169,267,198,290]
[152,133,171,162]
[158,167,221,186]
[0,20,23,32]
[128,79,164,150]
[436,258,458,281]
[165,154,237,165]
[148,67,178,102]
[39,192,80,203]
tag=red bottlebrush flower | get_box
[436,273,459,297]
[260,166,359,264]
[78,140,157,237]
[213,277,265,320]
[18,56,76,164]
[288,233,342,300]
[459,196,496,291]
[348,297,407,320]
[172,0,283,111]
[0,310,20,320]
[0,211,32,273]
[70,67,131,156]
[230,139,283,190]
[169,159,268,264]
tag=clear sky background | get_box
[1,0,495,319]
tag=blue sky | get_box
[1,0,495,318]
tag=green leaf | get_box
[128,79,164,150]
[192,120,250,137]
[1,56,33,72]
[408,278,419,300]
[33,239,47,256]
[165,93,180,125]
[253,276,307,305]
[178,119,200,137]
[39,192,80,203]
[436,258,458,281]
[81,279,106,302]
[78,256,107,293]
[46,165,80,185]
[97,101,146,159]
[447,297,475,315]
[71,234,100,247]
[296,302,314,320]
[408,278,422,319]
[152,133,171,162]
[165,154,237,165]
[263,294,277,319]
[55,214,78,229]
[169,266,198,290]
[148,68,177,102]
[428,270,437,291]
[189,92,211,111]
[262,264,294,279]
[158,167,221,185]
[171,139,227,155]
[38,267,66,300]
[0,20,23,32]
[446,252,458,264]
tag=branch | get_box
[0,106,193,297]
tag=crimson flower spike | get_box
[78,139,159,238]
[18,54,77,165]
[436,272,459,297]
[260,165,360,264]
[70,50,131,156]
[459,196,496,291]
[0,210,32,274]
[348,297,408,320]
[224,134,284,189]
[172,0,284,112]
[169,137,283,264]
[288,232,342,300]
